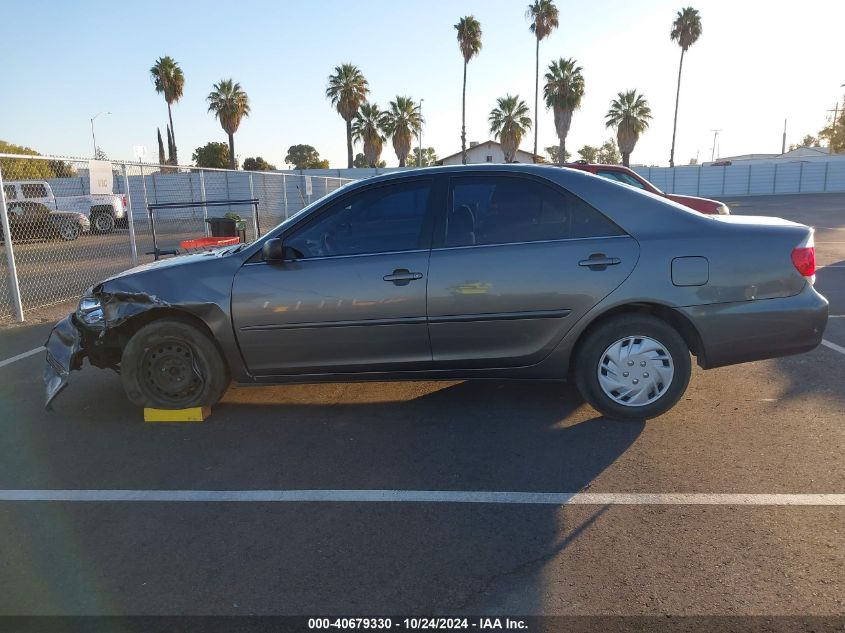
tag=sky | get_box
[2,0,843,168]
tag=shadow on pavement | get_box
[0,379,644,614]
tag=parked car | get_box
[45,165,827,420]
[563,162,730,215]
[3,180,126,233]
[0,190,90,241]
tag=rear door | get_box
[426,173,639,368]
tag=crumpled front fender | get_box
[44,315,86,409]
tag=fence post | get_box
[798,162,804,193]
[199,169,209,237]
[248,173,259,238]
[121,164,138,267]
[773,163,778,194]
[721,166,726,196]
[747,164,752,195]
[823,162,829,192]
[139,163,150,227]
[283,174,289,219]
[0,163,25,321]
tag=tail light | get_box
[791,232,815,282]
[122,194,127,207]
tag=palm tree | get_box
[605,90,653,167]
[489,94,532,163]
[352,102,387,168]
[150,56,185,163]
[669,7,703,167]
[206,79,251,170]
[543,57,585,166]
[526,0,559,163]
[455,16,482,165]
[326,64,370,169]
[382,97,423,167]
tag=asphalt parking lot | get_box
[0,193,842,623]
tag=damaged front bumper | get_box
[44,314,87,408]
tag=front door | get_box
[426,173,639,368]
[232,177,437,376]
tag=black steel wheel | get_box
[121,319,229,409]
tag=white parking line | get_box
[822,339,845,356]
[0,346,44,369]
[0,490,842,505]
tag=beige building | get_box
[439,140,543,165]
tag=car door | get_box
[231,177,439,376]
[426,173,639,368]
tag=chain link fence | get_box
[0,154,353,322]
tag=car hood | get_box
[96,250,230,286]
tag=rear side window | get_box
[21,183,48,198]
[3,185,15,201]
[445,175,624,247]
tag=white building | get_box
[439,140,543,165]
[706,146,844,166]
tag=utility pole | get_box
[781,119,787,154]
[418,98,424,167]
[710,129,721,162]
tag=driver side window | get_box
[286,180,432,258]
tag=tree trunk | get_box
[622,151,630,167]
[228,132,236,170]
[346,118,353,168]
[559,138,565,166]
[167,102,178,164]
[461,61,468,165]
[533,37,539,163]
[669,49,685,168]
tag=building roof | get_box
[779,146,830,157]
[438,140,544,163]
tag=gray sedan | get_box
[44,165,828,420]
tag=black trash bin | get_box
[205,217,237,237]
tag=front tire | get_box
[121,319,230,409]
[574,314,691,421]
[57,219,81,241]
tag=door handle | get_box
[383,269,423,285]
[578,254,621,270]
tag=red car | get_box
[563,162,730,215]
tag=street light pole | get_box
[90,111,111,157]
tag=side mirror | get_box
[262,238,285,261]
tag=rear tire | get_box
[121,319,230,409]
[574,314,691,421]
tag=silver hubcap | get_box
[597,335,674,407]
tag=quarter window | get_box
[445,175,624,248]
[3,185,15,201]
[285,180,433,258]
[21,183,48,198]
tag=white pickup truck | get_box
[3,180,127,233]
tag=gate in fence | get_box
[0,154,352,322]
